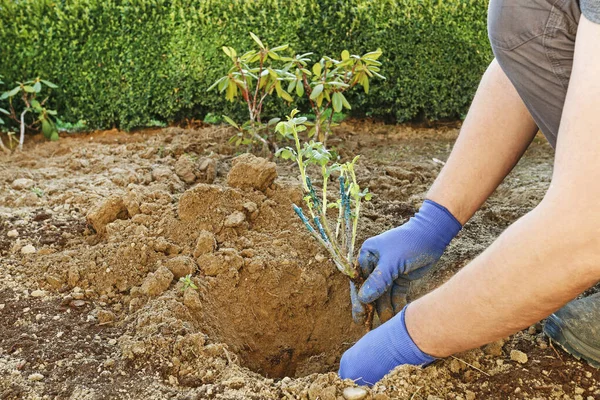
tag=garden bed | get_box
[1,121,598,399]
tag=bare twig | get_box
[450,356,490,377]
[410,386,422,400]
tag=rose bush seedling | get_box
[276,109,374,328]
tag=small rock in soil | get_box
[141,266,174,296]
[343,387,368,400]
[193,230,216,258]
[28,373,44,381]
[165,255,196,279]
[224,211,246,228]
[30,290,46,297]
[151,166,174,182]
[175,154,197,184]
[510,349,528,364]
[7,229,18,237]
[483,339,505,356]
[86,195,129,234]
[45,274,63,289]
[97,310,116,324]
[197,157,217,183]
[12,178,35,190]
[70,300,86,308]
[21,244,36,254]
[183,288,202,311]
[227,153,277,191]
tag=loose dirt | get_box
[1,122,598,399]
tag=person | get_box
[339,0,600,386]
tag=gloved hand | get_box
[339,305,435,386]
[352,199,461,323]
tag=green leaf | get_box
[33,81,42,93]
[1,86,20,99]
[312,63,322,77]
[222,115,239,129]
[0,107,8,115]
[249,32,265,49]
[332,92,343,113]
[47,109,57,116]
[271,44,289,52]
[363,48,383,60]
[295,79,304,97]
[31,99,42,112]
[267,117,281,126]
[207,76,226,91]
[222,46,236,58]
[50,131,59,141]
[341,50,350,61]
[218,77,229,93]
[287,79,296,93]
[268,51,280,60]
[40,79,58,88]
[24,85,35,93]
[275,147,295,160]
[340,92,351,110]
[310,84,323,100]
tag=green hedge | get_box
[0,0,492,130]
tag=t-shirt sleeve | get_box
[581,0,600,24]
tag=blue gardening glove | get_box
[352,199,461,324]
[339,305,435,386]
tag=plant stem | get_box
[321,166,328,215]
[292,127,308,192]
[19,110,27,151]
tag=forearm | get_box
[407,196,600,356]
[427,59,538,224]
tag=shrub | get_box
[0,0,491,130]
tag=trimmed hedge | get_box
[0,0,492,130]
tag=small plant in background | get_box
[0,77,60,151]
[285,49,385,144]
[30,187,44,198]
[208,33,294,152]
[276,109,374,329]
[180,274,198,291]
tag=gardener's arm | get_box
[426,58,538,224]
[340,15,600,385]
[408,14,600,357]
[350,57,539,323]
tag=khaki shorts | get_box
[488,0,581,148]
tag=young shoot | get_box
[276,109,373,327]
[179,274,198,292]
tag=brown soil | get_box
[1,122,598,399]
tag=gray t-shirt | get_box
[582,0,600,23]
